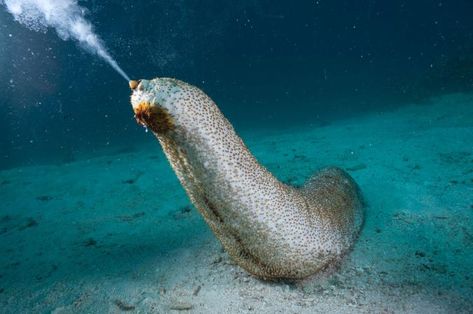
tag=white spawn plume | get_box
[1,0,130,81]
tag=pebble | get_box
[113,299,135,311]
[212,256,223,264]
[169,301,193,311]
[193,285,201,296]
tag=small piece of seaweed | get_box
[36,195,53,201]
[171,206,193,220]
[113,299,135,311]
[346,163,367,171]
[83,238,97,247]
[19,218,38,230]
[117,212,145,222]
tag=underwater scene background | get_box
[0,1,473,313]
[1,0,473,168]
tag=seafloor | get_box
[0,93,472,313]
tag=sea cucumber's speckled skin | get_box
[130,78,363,280]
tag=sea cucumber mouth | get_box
[133,101,174,134]
[129,80,140,90]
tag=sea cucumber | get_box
[129,78,363,280]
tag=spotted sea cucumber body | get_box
[130,78,363,280]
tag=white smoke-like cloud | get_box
[1,0,129,81]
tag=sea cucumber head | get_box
[130,77,212,135]
[130,77,201,135]
[130,78,189,113]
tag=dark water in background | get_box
[0,0,472,169]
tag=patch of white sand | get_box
[0,93,472,313]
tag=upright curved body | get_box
[129,78,363,280]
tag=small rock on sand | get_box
[193,285,201,296]
[169,301,193,311]
[113,299,135,311]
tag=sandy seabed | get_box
[1,93,472,313]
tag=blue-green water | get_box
[0,1,472,313]
[1,0,472,169]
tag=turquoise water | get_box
[1,1,472,313]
